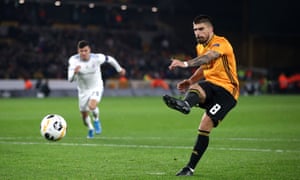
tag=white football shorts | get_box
[78,88,103,111]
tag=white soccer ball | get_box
[40,114,67,141]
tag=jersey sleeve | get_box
[67,57,77,82]
[95,53,107,65]
[95,53,122,72]
[106,55,123,72]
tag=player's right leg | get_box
[163,83,206,114]
[163,95,191,114]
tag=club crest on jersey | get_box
[212,43,220,47]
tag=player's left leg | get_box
[176,113,213,176]
[88,99,102,134]
[81,111,95,139]
[177,84,237,176]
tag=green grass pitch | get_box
[1,95,300,179]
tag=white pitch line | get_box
[1,136,300,142]
[216,137,300,142]
[0,141,299,153]
[146,172,166,175]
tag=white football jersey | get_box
[68,53,122,91]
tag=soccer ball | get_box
[40,114,67,141]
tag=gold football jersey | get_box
[196,35,239,100]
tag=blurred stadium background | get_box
[0,0,299,97]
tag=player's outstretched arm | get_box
[106,55,126,75]
[169,50,221,70]
[168,58,187,70]
[118,68,126,76]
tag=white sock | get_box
[92,107,99,121]
[85,116,94,130]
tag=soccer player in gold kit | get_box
[163,15,239,176]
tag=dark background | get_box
[0,0,299,80]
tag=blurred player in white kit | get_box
[68,40,126,138]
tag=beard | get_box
[196,36,208,44]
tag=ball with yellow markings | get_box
[40,114,67,141]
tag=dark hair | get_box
[193,15,213,26]
[77,40,90,49]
